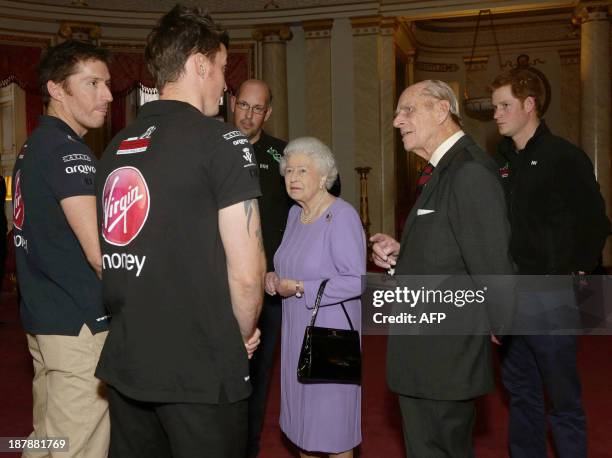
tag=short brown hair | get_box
[145,4,229,90]
[38,40,111,106]
[490,68,545,117]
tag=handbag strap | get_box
[308,279,355,331]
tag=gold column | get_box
[351,17,398,237]
[574,3,611,265]
[379,18,398,239]
[558,49,581,146]
[303,20,333,146]
[356,166,374,267]
[253,25,292,140]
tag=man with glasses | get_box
[231,79,289,458]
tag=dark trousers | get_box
[108,386,247,458]
[398,395,476,458]
[500,335,587,458]
[247,298,282,457]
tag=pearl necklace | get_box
[300,192,327,224]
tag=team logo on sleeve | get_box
[102,167,150,246]
[13,171,24,230]
[242,148,256,168]
[117,126,156,155]
[223,130,241,141]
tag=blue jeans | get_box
[500,330,586,457]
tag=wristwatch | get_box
[295,281,303,298]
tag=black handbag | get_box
[297,279,362,385]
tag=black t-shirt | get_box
[95,100,262,404]
[12,116,107,336]
[252,131,290,271]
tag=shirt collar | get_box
[429,130,465,167]
[521,120,549,152]
[253,130,268,147]
[498,120,549,157]
[139,99,202,117]
[39,115,85,144]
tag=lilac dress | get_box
[274,198,365,454]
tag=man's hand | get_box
[370,233,400,269]
[244,328,261,359]
[265,271,280,296]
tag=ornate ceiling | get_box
[20,0,372,13]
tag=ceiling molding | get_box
[0,0,380,28]
[381,0,579,20]
[0,0,586,41]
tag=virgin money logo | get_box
[13,171,24,230]
[102,166,150,246]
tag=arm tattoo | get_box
[243,199,255,235]
[256,227,264,253]
[243,199,265,253]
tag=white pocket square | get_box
[417,209,435,216]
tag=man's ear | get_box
[47,80,64,102]
[263,105,273,123]
[437,99,451,124]
[523,96,536,114]
[193,53,207,78]
[230,94,236,112]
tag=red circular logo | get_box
[102,166,150,246]
[13,170,25,230]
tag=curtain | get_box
[0,43,44,135]
[1,44,253,135]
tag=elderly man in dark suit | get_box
[371,79,515,458]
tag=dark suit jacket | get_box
[387,134,515,401]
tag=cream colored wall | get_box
[330,19,357,207]
[287,27,307,140]
[287,20,358,209]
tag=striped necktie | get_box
[415,163,435,198]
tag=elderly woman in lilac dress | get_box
[265,137,366,458]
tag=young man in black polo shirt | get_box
[95,6,265,457]
[12,40,112,457]
[231,79,289,458]
[491,69,609,458]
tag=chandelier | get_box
[463,9,502,121]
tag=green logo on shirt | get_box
[267,147,282,163]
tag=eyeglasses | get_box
[235,100,267,115]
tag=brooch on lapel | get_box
[325,213,332,223]
[499,162,510,178]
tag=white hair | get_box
[419,79,462,126]
[280,137,338,190]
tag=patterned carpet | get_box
[1,292,611,457]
